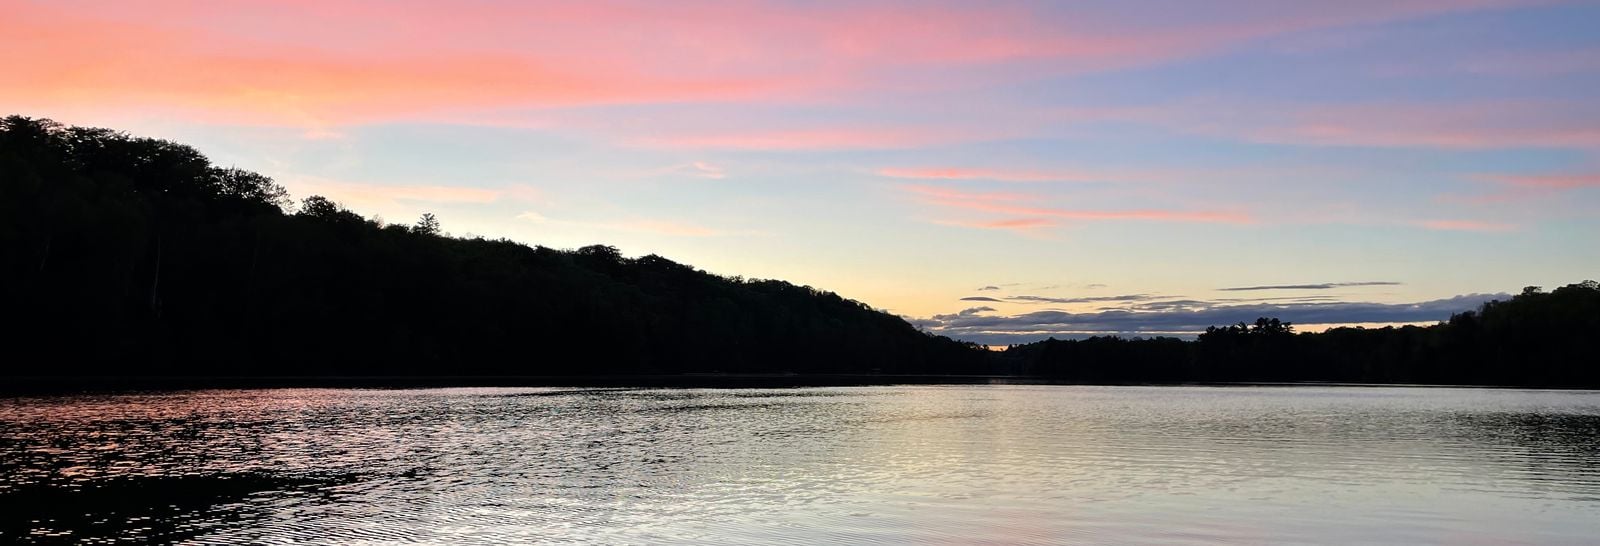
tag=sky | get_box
[7,0,1598,344]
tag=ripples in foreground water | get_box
[3,385,1599,544]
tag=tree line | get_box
[998,283,1600,387]
[3,115,1594,386]
[1,115,985,376]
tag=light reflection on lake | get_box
[3,385,1599,544]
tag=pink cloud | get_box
[2,2,818,127]
[1415,219,1518,232]
[932,217,1058,236]
[1061,98,1598,152]
[899,185,1030,202]
[1483,173,1600,189]
[878,167,1109,183]
[1442,172,1600,204]
[4,0,1546,130]
[12,0,1578,163]
[1194,101,1600,150]
[943,200,1254,224]
[628,127,1000,151]
[978,218,1056,229]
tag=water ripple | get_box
[3,386,1599,544]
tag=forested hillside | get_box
[4,115,1593,386]
[1,116,986,376]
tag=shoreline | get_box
[4,375,1595,395]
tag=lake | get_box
[3,385,1598,544]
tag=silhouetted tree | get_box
[415,212,440,235]
[212,167,291,211]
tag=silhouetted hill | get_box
[1,116,986,376]
[4,116,1594,386]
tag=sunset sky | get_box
[9,0,1598,343]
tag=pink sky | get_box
[7,0,1597,339]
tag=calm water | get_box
[3,385,1599,544]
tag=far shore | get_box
[4,375,1592,395]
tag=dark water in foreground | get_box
[3,386,1598,544]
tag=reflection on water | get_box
[3,386,1599,544]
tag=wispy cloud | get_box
[1415,219,1518,232]
[1218,281,1402,292]
[658,161,727,179]
[1441,172,1600,204]
[933,198,1254,224]
[960,296,1005,303]
[934,217,1058,233]
[629,127,997,151]
[1273,103,1600,150]
[878,167,1108,183]
[1482,173,1600,190]
[902,185,1030,202]
[1136,100,1600,151]
[1212,295,1343,303]
[931,306,997,320]
[1005,294,1160,304]
[916,293,1506,345]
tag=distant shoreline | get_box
[4,375,1593,395]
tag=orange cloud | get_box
[0,2,812,127]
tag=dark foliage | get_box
[1,116,986,376]
[1000,284,1600,387]
[4,116,1593,385]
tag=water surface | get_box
[3,385,1598,544]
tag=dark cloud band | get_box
[1218,281,1402,291]
[917,293,1503,345]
